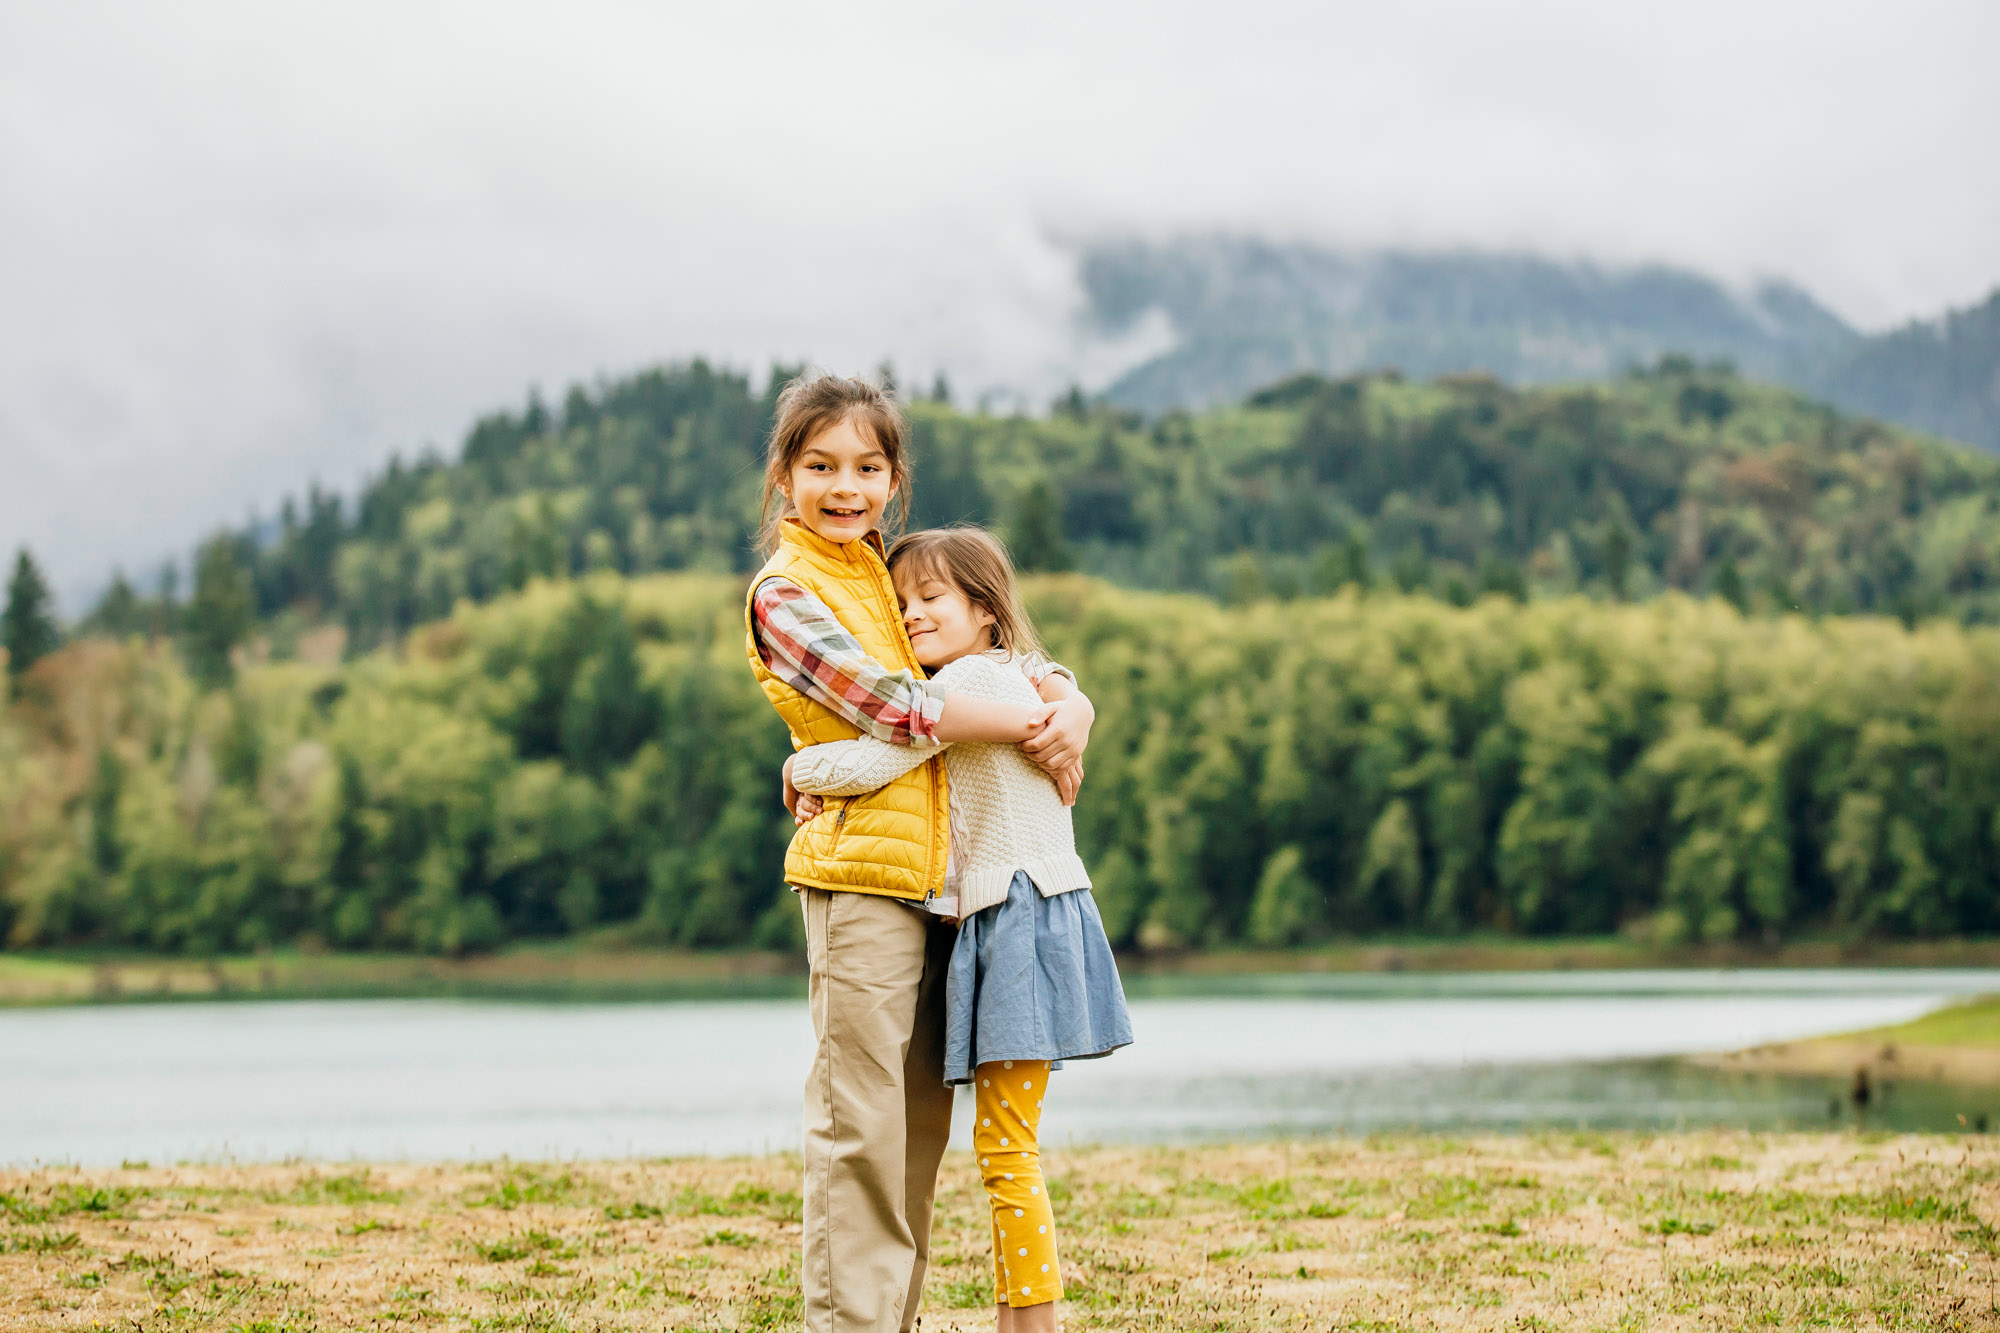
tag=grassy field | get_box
[12,935,2000,1007]
[1714,995,2000,1087]
[4,1134,1998,1331]
[1859,997,2000,1050]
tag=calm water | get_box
[4,969,1998,1166]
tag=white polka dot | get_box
[1041,1263,1050,1272]
[1000,1100,1008,1108]
[1014,1208,1024,1217]
[1037,1100,1043,1108]
[1038,1225,1047,1233]
[1004,1172,1014,1180]
[981,1078,990,1087]
[1000,1137,1008,1145]
[1000,1230,1006,1238]
[1023,1080,1032,1089]
[1023,1286,1031,1296]
[1004,1061,1013,1069]
[1018,1247,1028,1257]
[982,1118,990,1127]
[1030,1185,1039,1195]
[981,1157,989,1167]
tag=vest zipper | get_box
[829,799,850,856]
[869,538,943,903]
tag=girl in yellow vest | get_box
[745,374,1095,1333]
[785,526,1134,1333]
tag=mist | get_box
[2,0,1995,608]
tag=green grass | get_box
[1856,994,2000,1048]
[8,1138,1993,1332]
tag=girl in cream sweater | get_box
[784,526,1132,1333]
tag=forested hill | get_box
[10,574,2000,955]
[85,355,2000,653]
[1080,237,2000,453]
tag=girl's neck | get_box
[926,639,1003,671]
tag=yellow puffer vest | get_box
[745,519,948,900]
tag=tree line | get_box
[4,572,1997,955]
[23,353,2000,687]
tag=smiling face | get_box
[782,413,898,544]
[893,559,997,668]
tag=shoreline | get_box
[1696,1039,2000,1087]
[1699,993,2000,1088]
[9,934,2000,1008]
[4,1133,1992,1331]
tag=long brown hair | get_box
[887,526,1045,658]
[759,372,911,552]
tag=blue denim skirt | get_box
[942,870,1134,1086]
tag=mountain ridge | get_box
[59,352,2000,661]
[1080,236,2000,452]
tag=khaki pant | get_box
[800,888,957,1333]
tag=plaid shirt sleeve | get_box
[752,577,946,748]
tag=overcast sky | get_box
[3,0,1996,608]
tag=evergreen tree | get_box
[2,548,59,679]
[87,571,142,637]
[1312,534,1372,594]
[186,536,254,688]
[152,562,181,638]
[1713,557,1747,612]
[1009,480,1073,573]
[522,388,550,437]
[1222,551,1270,606]
[1247,845,1323,945]
[1478,556,1528,602]
[1603,524,1634,601]
[560,604,656,776]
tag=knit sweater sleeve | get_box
[789,654,1022,798]
[789,732,935,798]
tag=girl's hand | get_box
[794,793,823,825]
[1052,760,1084,807]
[781,755,802,817]
[1020,694,1094,777]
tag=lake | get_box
[5,968,1997,1166]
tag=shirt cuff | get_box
[909,678,949,747]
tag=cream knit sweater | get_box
[788,650,1090,918]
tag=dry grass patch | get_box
[3,1132,1997,1330]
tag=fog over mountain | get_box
[1082,239,2000,452]
[2,1,1996,608]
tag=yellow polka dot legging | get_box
[975,1059,1060,1307]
